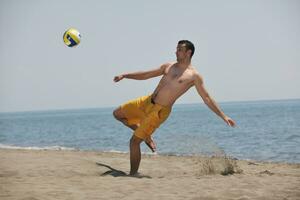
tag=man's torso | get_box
[152,62,196,106]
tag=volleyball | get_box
[63,28,81,47]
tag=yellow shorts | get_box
[120,95,171,140]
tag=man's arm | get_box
[114,63,169,82]
[194,73,236,127]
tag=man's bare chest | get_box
[169,70,193,83]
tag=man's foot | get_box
[128,172,151,178]
[144,137,156,152]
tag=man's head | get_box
[176,40,195,61]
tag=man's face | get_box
[176,44,190,61]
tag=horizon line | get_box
[0,97,299,114]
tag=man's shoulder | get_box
[162,62,175,67]
[188,66,200,75]
[188,67,203,81]
[160,62,175,72]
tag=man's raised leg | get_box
[113,107,138,130]
[144,137,156,152]
[113,107,156,152]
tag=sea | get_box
[0,99,299,163]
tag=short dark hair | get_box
[178,40,195,57]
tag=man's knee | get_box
[130,135,143,146]
[113,107,123,120]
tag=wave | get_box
[0,144,154,155]
[103,149,128,154]
[103,149,159,155]
[0,144,77,151]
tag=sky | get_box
[0,0,299,112]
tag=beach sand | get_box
[1,149,299,200]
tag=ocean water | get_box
[0,99,299,163]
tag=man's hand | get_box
[114,75,124,82]
[224,116,236,127]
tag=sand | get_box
[1,149,300,200]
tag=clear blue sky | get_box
[1,0,299,112]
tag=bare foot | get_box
[144,137,156,152]
[128,172,151,178]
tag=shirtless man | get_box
[113,40,236,175]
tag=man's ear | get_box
[187,49,192,57]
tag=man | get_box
[113,40,236,176]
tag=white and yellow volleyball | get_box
[63,28,81,47]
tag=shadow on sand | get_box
[96,162,151,178]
